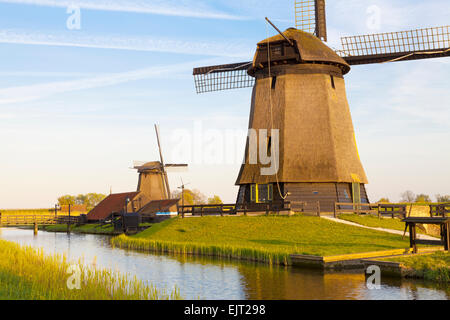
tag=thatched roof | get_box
[135,161,163,173]
[253,28,350,75]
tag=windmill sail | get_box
[338,26,450,65]
[295,0,327,41]
[193,62,254,93]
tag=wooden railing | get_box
[430,203,450,217]
[377,204,409,219]
[177,204,237,217]
[236,201,292,216]
[0,215,79,226]
[334,203,377,218]
[334,203,413,218]
[177,201,293,218]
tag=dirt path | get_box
[321,216,438,240]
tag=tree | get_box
[207,195,223,205]
[84,193,107,209]
[190,189,207,204]
[436,194,450,203]
[377,198,390,203]
[58,195,76,206]
[75,194,87,205]
[58,193,106,210]
[400,191,415,203]
[415,194,431,203]
[172,189,206,205]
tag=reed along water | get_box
[0,227,448,300]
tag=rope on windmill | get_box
[266,21,288,201]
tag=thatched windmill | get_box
[192,0,449,212]
[87,125,187,222]
[132,125,188,209]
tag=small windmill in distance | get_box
[132,124,188,203]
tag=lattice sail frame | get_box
[295,0,316,34]
[338,26,450,61]
[295,0,327,41]
[193,62,254,94]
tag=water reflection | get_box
[0,228,448,300]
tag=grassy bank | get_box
[44,223,115,235]
[43,223,152,235]
[382,252,450,282]
[338,214,434,236]
[111,216,412,265]
[0,239,180,300]
[338,214,408,232]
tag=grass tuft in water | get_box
[0,239,181,300]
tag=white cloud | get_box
[0,29,252,58]
[0,113,16,119]
[0,0,245,20]
[0,59,217,104]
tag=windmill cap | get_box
[255,28,350,74]
[135,161,162,172]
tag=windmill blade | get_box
[155,124,171,199]
[338,26,450,65]
[165,164,188,173]
[295,0,327,41]
[193,61,254,94]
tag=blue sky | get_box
[0,0,449,208]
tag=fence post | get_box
[317,201,320,217]
[334,203,337,218]
[266,203,269,216]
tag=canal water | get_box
[0,227,448,300]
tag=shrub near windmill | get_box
[192,0,449,213]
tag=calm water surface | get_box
[0,227,448,300]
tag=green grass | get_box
[111,216,412,265]
[44,223,115,234]
[382,252,450,282]
[0,239,180,300]
[43,223,153,235]
[338,214,430,235]
[338,214,407,231]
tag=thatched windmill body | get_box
[130,125,187,212]
[192,1,449,212]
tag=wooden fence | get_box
[334,203,413,218]
[377,204,409,218]
[177,201,293,218]
[430,203,450,217]
[0,215,79,226]
[334,203,377,217]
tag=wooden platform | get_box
[290,247,442,270]
[403,217,450,253]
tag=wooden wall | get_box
[236,182,369,213]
